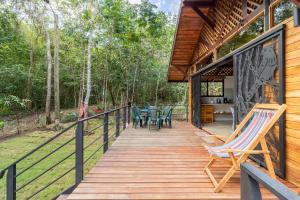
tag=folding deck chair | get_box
[203,103,287,192]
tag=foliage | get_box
[218,1,294,58]
[0,0,184,118]
[0,95,29,114]
[60,112,78,123]
[0,120,4,130]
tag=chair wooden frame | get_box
[204,103,287,192]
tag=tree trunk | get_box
[84,33,93,118]
[103,52,109,111]
[108,84,116,107]
[78,47,86,111]
[131,65,138,102]
[53,13,60,123]
[155,70,161,107]
[45,28,52,125]
[26,37,34,109]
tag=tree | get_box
[45,22,52,124]
[84,32,93,118]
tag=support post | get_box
[103,113,109,153]
[75,121,84,185]
[116,109,120,137]
[6,164,16,200]
[294,7,300,27]
[264,0,270,31]
[240,167,262,200]
[123,107,126,130]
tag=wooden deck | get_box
[67,121,297,200]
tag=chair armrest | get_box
[215,148,269,154]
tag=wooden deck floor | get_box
[67,121,297,200]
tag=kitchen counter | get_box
[201,104,234,123]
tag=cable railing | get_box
[0,103,131,200]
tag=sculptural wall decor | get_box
[235,43,279,121]
[233,28,285,178]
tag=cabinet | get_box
[201,105,214,123]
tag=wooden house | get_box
[168,0,300,188]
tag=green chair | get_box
[132,106,143,128]
[147,108,160,130]
[160,106,173,128]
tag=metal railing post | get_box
[6,164,16,200]
[116,109,120,137]
[123,107,126,130]
[103,113,109,153]
[241,165,262,200]
[127,102,131,124]
[75,121,84,185]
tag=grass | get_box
[0,116,119,200]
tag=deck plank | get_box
[67,121,297,200]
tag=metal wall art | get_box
[235,43,279,121]
[234,26,285,178]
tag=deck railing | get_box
[240,163,300,200]
[0,104,131,200]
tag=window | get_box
[272,0,295,26]
[201,82,208,96]
[201,81,224,97]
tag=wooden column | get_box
[212,49,218,62]
[188,67,193,123]
[264,0,270,31]
[294,6,300,27]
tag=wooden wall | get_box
[284,18,300,188]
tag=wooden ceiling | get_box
[168,0,266,82]
[168,0,213,82]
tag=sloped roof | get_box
[168,0,265,82]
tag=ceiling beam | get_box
[190,6,215,28]
[291,0,300,8]
[183,0,215,8]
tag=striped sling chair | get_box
[203,103,287,192]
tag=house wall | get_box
[188,17,300,188]
[284,18,300,187]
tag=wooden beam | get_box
[183,0,215,8]
[191,2,264,65]
[291,0,300,9]
[242,0,248,20]
[190,6,215,28]
[264,0,270,31]
[294,6,300,27]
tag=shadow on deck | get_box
[67,121,297,200]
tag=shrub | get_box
[0,120,4,130]
[60,112,78,123]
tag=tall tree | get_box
[44,22,52,125]
[84,32,92,118]
[52,7,60,123]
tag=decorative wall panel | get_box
[233,26,285,177]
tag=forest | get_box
[0,0,185,130]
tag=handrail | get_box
[1,103,131,200]
[240,163,300,200]
[0,122,78,175]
